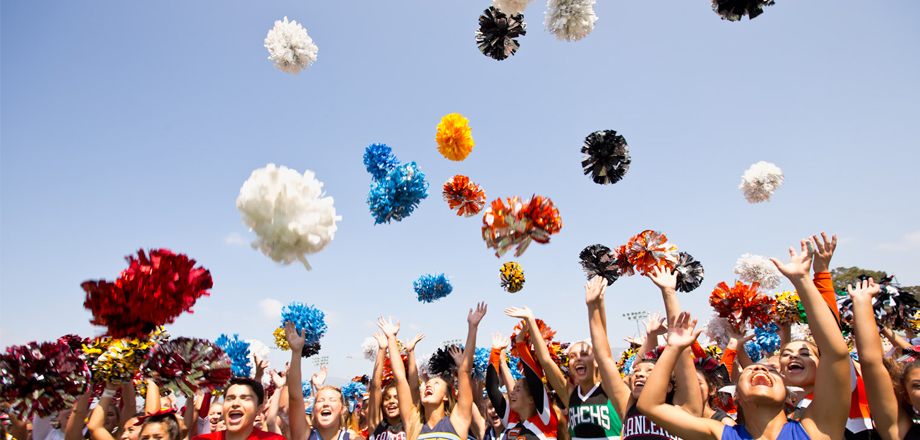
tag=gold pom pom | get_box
[436,113,474,161]
[500,262,525,293]
[273,327,290,351]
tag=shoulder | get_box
[253,430,287,440]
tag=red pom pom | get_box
[509,318,556,360]
[143,338,231,396]
[709,281,776,331]
[482,195,562,258]
[443,175,486,217]
[0,341,91,417]
[625,230,679,276]
[83,249,212,338]
[613,245,635,277]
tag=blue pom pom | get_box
[341,382,367,402]
[367,162,429,224]
[364,143,399,182]
[281,302,327,343]
[216,334,252,377]
[506,355,524,381]
[744,323,781,362]
[302,381,312,398]
[414,273,452,303]
[623,354,637,374]
[473,347,490,378]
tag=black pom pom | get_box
[579,244,620,285]
[476,7,526,61]
[581,130,631,185]
[301,341,321,358]
[711,0,774,21]
[674,252,705,293]
[428,346,458,376]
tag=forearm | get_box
[792,275,847,359]
[146,381,161,414]
[288,349,307,440]
[673,349,703,416]
[637,334,659,362]
[368,348,386,429]
[853,296,901,431]
[183,398,197,440]
[637,344,681,414]
[524,316,567,393]
[660,286,681,326]
[407,347,421,406]
[65,391,92,440]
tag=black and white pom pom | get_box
[674,252,705,293]
[711,0,774,21]
[581,130,631,185]
[476,7,527,61]
[579,244,620,285]
[427,346,458,376]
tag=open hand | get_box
[468,302,488,326]
[667,311,703,349]
[585,276,608,305]
[770,239,814,280]
[811,232,837,274]
[285,322,306,352]
[504,306,534,321]
[377,316,400,338]
[405,333,425,352]
[648,265,677,291]
[491,333,510,351]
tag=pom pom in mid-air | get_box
[500,262,525,293]
[493,0,534,15]
[143,338,232,396]
[711,0,774,22]
[415,274,453,303]
[476,7,527,61]
[744,323,781,362]
[436,114,475,161]
[83,249,212,338]
[545,0,598,42]
[625,230,679,276]
[237,164,341,270]
[581,130,630,185]
[482,195,562,258]
[579,244,620,285]
[443,175,486,217]
[613,245,635,277]
[364,143,399,182]
[368,162,429,224]
[215,334,252,377]
[734,253,782,290]
[710,281,776,331]
[739,161,784,203]
[774,291,806,324]
[264,16,318,75]
[0,340,91,417]
[674,252,705,293]
[280,302,327,343]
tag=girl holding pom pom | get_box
[378,303,487,440]
[635,239,851,440]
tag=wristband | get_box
[102,388,117,399]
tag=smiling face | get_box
[139,423,169,440]
[629,361,654,399]
[568,342,597,383]
[313,388,345,430]
[902,365,920,412]
[421,377,449,407]
[208,404,224,431]
[223,384,258,433]
[381,386,399,420]
[105,404,119,432]
[736,364,786,408]
[485,398,502,429]
[779,341,819,388]
[508,379,534,415]
[120,418,141,440]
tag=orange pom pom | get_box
[625,230,679,276]
[443,175,486,217]
[436,113,474,161]
[709,281,776,331]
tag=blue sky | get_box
[2,0,919,383]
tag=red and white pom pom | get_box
[443,175,486,217]
[709,281,776,331]
[625,230,679,276]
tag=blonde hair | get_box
[311,386,348,429]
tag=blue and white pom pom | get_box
[301,381,312,398]
[364,144,399,182]
[341,381,367,404]
[744,323,780,362]
[215,334,252,377]
[368,162,429,224]
[280,302,327,343]
[414,273,453,303]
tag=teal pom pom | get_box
[341,381,366,402]
[215,334,251,377]
[414,273,452,303]
[280,302,327,343]
[368,162,429,224]
[364,144,399,182]
[473,347,490,378]
[744,323,780,362]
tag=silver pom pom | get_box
[734,253,783,290]
[264,17,318,75]
[544,0,597,42]
[739,161,784,203]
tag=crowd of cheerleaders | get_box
[6,234,920,440]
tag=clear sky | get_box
[2,0,919,384]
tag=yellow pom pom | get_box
[273,327,290,351]
[436,113,474,161]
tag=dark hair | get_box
[224,377,265,406]
[139,414,180,440]
[696,367,725,407]
[780,340,821,358]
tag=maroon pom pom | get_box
[0,341,91,417]
[142,337,232,396]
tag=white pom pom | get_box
[417,352,432,379]
[790,323,814,343]
[245,339,271,385]
[704,314,733,349]
[734,253,783,290]
[493,0,535,15]
[264,17,318,75]
[362,337,378,362]
[237,164,341,270]
[739,161,784,203]
[544,0,597,42]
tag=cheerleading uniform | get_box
[485,347,558,440]
[620,406,678,440]
[567,383,622,440]
[370,419,406,440]
[418,417,461,440]
[308,430,353,440]
[192,428,286,440]
[720,421,810,440]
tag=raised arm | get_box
[585,276,632,421]
[406,333,425,406]
[88,383,118,440]
[880,326,912,351]
[648,266,702,416]
[492,333,516,392]
[285,322,310,440]
[117,381,136,436]
[771,239,849,440]
[146,381,161,414]
[367,331,388,431]
[265,368,287,435]
[452,303,487,440]
[65,389,92,440]
[811,233,841,322]
[183,394,198,440]
[636,312,667,361]
[379,316,421,439]
[851,279,911,440]
[637,312,722,440]
[503,306,571,400]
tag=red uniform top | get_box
[193,429,286,440]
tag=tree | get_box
[831,266,888,291]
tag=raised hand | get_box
[271,369,287,388]
[770,239,814,280]
[377,316,400,338]
[372,331,387,349]
[311,365,327,389]
[405,333,425,352]
[504,306,534,321]
[468,302,488,326]
[448,345,463,366]
[725,325,755,350]
[811,232,837,274]
[284,321,306,352]
[648,265,677,291]
[643,311,668,337]
[585,276,608,305]
[491,333,510,351]
[667,311,702,349]
[847,278,880,303]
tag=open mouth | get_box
[424,388,434,397]
[786,361,805,374]
[227,411,244,424]
[386,404,398,414]
[751,372,773,387]
[574,364,587,376]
